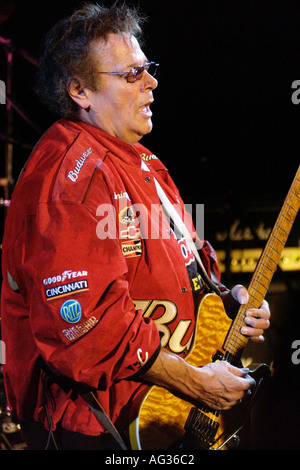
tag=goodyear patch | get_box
[121,239,142,258]
[60,299,82,324]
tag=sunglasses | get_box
[96,61,159,83]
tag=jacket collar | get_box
[61,119,145,168]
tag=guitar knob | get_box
[227,434,240,448]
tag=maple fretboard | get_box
[223,165,300,361]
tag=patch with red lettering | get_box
[121,239,142,258]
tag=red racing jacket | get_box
[1,119,224,437]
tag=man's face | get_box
[79,33,158,144]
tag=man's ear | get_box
[67,77,91,111]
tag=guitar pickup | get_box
[184,407,219,449]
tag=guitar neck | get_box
[223,165,300,362]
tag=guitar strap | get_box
[38,356,128,450]
[152,172,221,296]
[80,391,128,450]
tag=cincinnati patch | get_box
[121,239,142,258]
[45,280,89,301]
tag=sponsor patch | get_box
[177,236,195,266]
[114,191,131,201]
[62,316,98,341]
[43,270,88,286]
[67,147,93,182]
[118,206,136,225]
[60,299,82,324]
[121,239,142,258]
[140,153,157,161]
[45,280,89,301]
[119,226,141,240]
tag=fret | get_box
[266,243,282,257]
[286,201,298,214]
[226,330,245,343]
[278,215,293,231]
[246,296,262,309]
[253,270,271,283]
[279,212,293,227]
[258,260,274,277]
[263,252,278,269]
[265,244,281,258]
[249,278,270,299]
[225,335,247,354]
[273,222,289,237]
[290,189,300,200]
[249,283,267,300]
[282,203,298,220]
[232,299,258,312]
[287,191,300,209]
[253,269,272,285]
[272,234,285,247]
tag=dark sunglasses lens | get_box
[126,70,136,83]
[127,63,158,82]
[126,66,144,83]
[135,66,145,81]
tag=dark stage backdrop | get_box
[1,0,300,203]
[1,0,300,449]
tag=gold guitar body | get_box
[129,293,235,450]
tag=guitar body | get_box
[130,294,240,450]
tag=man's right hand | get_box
[189,360,255,410]
[142,348,255,411]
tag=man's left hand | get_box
[230,284,271,343]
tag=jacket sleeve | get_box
[11,198,161,392]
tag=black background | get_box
[1,0,300,204]
[1,0,300,450]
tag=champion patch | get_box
[60,299,82,324]
[121,239,142,258]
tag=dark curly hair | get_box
[36,2,146,119]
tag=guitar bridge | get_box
[184,407,219,449]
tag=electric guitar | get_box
[129,165,300,450]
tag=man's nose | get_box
[142,71,158,91]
